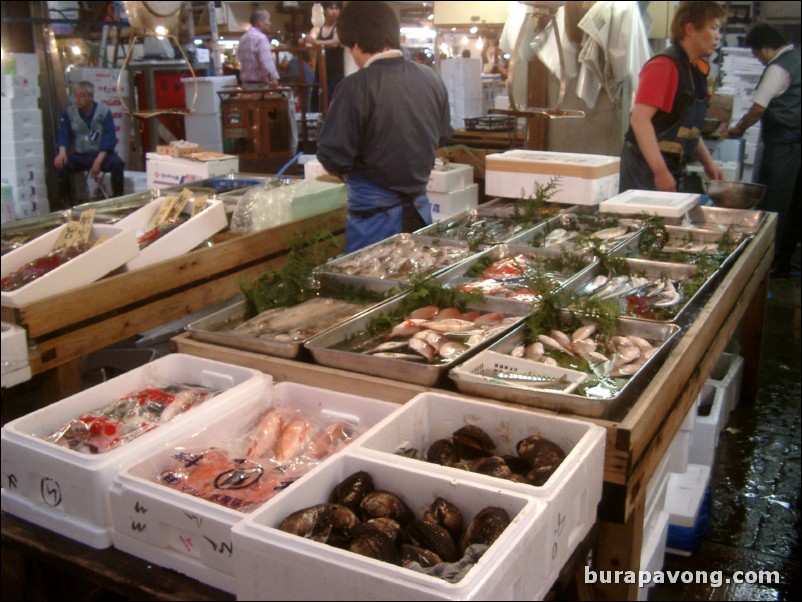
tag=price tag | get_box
[146,195,180,231]
[53,209,95,250]
[170,188,194,219]
[190,194,209,217]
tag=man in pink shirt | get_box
[238,8,280,85]
[619,1,725,193]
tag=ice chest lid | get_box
[599,189,701,218]
[485,150,620,179]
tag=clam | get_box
[452,424,495,459]
[517,435,566,486]
[426,438,461,466]
[405,519,459,562]
[360,490,414,525]
[349,528,402,565]
[461,506,510,552]
[329,470,375,513]
[400,543,443,568]
[470,456,513,480]
[278,503,334,543]
[422,497,463,540]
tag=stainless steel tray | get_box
[664,204,766,234]
[304,294,529,387]
[436,242,597,310]
[414,207,542,246]
[186,295,382,359]
[625,225,752,272]
[449,318,681,420]
[562,257,718,326]
[506,211,642,254]
[315,233,478,292]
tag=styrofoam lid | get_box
[599,189,701,218]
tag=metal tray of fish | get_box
[507,211,643,254]
[436,242,597,310]
[415,207,543,247]
[562,257,719,326]
[449,318,681,420]
[479,197,572,220]
[315,233,477,292]
[663,204,766,235]
[304,294,528,387]
[623,225,752,272]
[185,296,383,359]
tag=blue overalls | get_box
[343,172,432,253]
[620,46,708,193]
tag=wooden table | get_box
[1,207,346,405]
[1,213,775,600]
[171,213,777,600]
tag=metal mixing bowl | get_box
[705,181,767,209]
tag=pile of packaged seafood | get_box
[188,198,764,420]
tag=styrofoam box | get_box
[0,122,44,145]
[349,392,606,596]
[0,108,42,130]
[181,75,237,114]
[644,447,670,537]
[110,382,399,593]
[115,197,228,272]
[688,384,726,468]
[184,113,224,153]
[743,141,762,166]
[709,352,744,415]
[637,509,670,601]
[665,464,712,529]
[1,153,46,182]
[485,150,620,205]
[599,189,701,218]
[0,223,139,306]
[66,66,129,96]
[6,139,44,159]
[232,452,549,601]
[1,321,31,388]
[429,183,479,221]
[146,153,239,189]
[0,354,267,548]
[304,158,329,180]
[7,53,40,76]
[1,74,38,90]
[427,163,474,193]
[1,96,41,111]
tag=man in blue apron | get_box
[727,24,801,277]
[619,1,725,193]
[55,81,125,207]
[315,2,452,253]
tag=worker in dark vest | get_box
[728,24,801,277]
[619,1,725,193]
[55,81,125,206]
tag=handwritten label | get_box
[146,195,180,231]
[40,477,63,507]
[53,209,95,250]
[190,193,209,217]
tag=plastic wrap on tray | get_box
[45,382,220,454]
[155,402,366,513]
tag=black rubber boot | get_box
[57,173,74,208]
[111,172,124,198]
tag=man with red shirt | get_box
[619,1,726,193]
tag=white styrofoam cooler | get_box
[232,452,548,601]
[349,392,606,596]
[0,354,267,548]
[485,150,620,205]
[115,196,227,272]
[429,183,479,221]
[181,75,237,114]
[599,189,701,218]
[667,401,696,475]
[665,464,711,529]
[688,384,726,467]
[0,223,139,306]
[637,509,670,601]
[1,321,31,388]
[146,153,239,189]
[109,382,399,593]
[427,163,474,194]
[709,352,744,415]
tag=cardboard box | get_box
[110,382,399,593]
[0,223,139,306]
[485,150,620,205]
[146,152,239,189]
[350,392,606,596]
[1,355,267,548]
[233,452,549,601]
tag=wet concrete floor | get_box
[649,270,801,601]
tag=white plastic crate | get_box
[0,354,267,548]
[110,382,399,593]
[427,163,474,194]
[0,223,139,306]
[232,452,548,601]
[115,196,227,272]
[349,392,606,596]
[709,352,744,415]
[688,384,726,467]
[485,150,620,205]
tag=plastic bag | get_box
[229,179,318,233]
